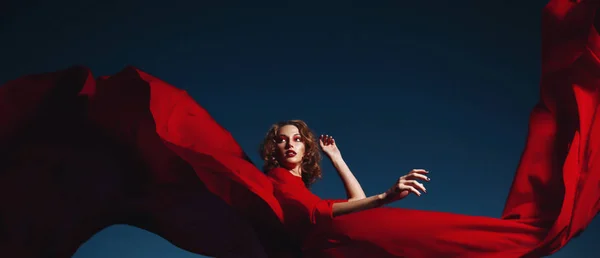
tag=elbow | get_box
[347,193,367,202]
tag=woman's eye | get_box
[294,137,302,142]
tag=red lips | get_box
[285,150,296,157]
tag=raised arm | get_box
[320,135,367,201]
[332,169,430,217]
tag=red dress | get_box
[0,0,599,257]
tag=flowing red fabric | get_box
[0,0,599,257]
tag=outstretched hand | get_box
[381,169,430,203]
[319,134,341,158]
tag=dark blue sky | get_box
[1,0,598,257]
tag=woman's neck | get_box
[288,166,302,178]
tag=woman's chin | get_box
[280,160,301,169]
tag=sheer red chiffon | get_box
[0,0,599,257]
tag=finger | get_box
[328,135,334,145]
[410,169,429,175]
[401,185,421,196]
[405,180,427,193]
[325,135,330,145]
[402,180,426,193]
[405,173,430,182]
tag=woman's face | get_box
[275,125,305,169]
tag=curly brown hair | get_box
[259,120,322,188]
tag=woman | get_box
[260,120,429,219]
[258,120,436,254]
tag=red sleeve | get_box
[310,199,347,225]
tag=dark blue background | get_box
[1,0,597,257]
